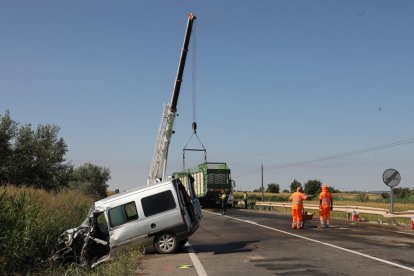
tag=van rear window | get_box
[141,190,176,217]
[108,201,138,227]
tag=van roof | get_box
[94,180,174,210]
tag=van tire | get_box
[154,233,177,254]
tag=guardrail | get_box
[236,201,414,218]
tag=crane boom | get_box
[148,13,197,185]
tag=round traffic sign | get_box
[382,169,401,187]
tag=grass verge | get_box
[0,186,143,275]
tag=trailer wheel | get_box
[154,233,177,254]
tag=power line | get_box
[235,137,414,178]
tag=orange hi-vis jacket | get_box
[290,192,306,209]
[319,188,332,207]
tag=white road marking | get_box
[367,227,414,236]
[186,241,208,276]
[244,220,258,224]
[204,210,414,273]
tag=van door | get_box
[174,178,201,233]
[187,174,202,220]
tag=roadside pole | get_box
[382,168,401,225]
[261,164,264,201]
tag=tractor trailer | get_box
[173,162,235,208]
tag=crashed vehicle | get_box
[50,177,202,267]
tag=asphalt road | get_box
[139,208,414,276]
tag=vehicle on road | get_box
[173,162,236,208]
[50,177,202,267]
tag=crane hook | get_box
[192,122,197,133]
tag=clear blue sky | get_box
[1,1,413,192]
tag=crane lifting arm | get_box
[148,13,196,185]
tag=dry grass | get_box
[0,185,96,274]
[1,185,144,275]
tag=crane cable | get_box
[192,20,197,133]
[182,22,207,171]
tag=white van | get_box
[51,177,202,267]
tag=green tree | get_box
[70,163,110,199]
[1,111,112,194]
[0,110,17,183]
[266,183,280,193]
[304,179,322,195]
[355,193,369,202]
[290,179,302,192]
[393,187,412,199]
[32,124,72,189]
[381,192,390,199]
[253,187,264,193]
[10,124,71,190]
[328,186,340,193]
[10,125,36,185]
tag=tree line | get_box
[0,110,110,199]
[252,179,340,195]
[253,179,414,202]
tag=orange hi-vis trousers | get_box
[292,207,303,229]
[319,206,330,224]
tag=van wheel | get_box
[154,233,177,254]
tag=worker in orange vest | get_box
[289,187,309,229]
[319,184,333,228]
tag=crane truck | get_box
[147,13,196,185]
[147,13,235,208]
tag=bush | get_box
[381,192,390,199]
[393,187,412,200]
[404,194,414,203]
[0,186,94,275]
[304,180,322,195]
[355,193,369,202]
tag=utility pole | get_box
[261,164,264,201]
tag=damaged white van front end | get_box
[50,177,202,267]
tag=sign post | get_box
[382,168,401,214]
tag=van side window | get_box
[141,190,176,217]
[108,201,138,228]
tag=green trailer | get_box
[173,162,235,208]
